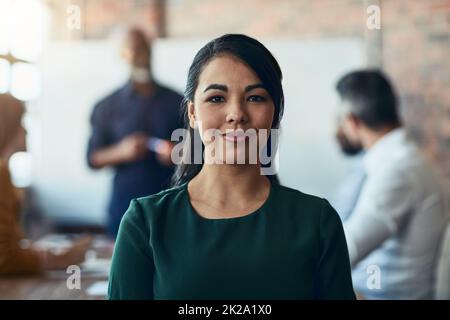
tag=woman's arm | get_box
[0,161,92,274]
[0,231,41,275]
[0,162,41,275]
[108,199,155,300]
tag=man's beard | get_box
[336,130,363,156]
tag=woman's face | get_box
[188,54,275,164]
[6,124,27,155]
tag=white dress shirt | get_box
[332,153,366,222]
[344,128,448,299]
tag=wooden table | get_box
[0,234,114,300]
[0,274,108,300]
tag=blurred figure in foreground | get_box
[87,28,183,238]
[335,70,448,299]
[0,94,91,275]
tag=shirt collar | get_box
[363,127,407,174]
[122,80,135,98]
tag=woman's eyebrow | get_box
[245,83,266,92]
[202,83,266,93]
[203,84,228,93]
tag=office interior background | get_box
[0,0,449,299]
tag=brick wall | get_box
[43,0,165,40]
[167,0,366,38]
[43,0,450,183]
[381,0,450,180]
[170,0,450,186]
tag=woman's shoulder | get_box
[119,184,187,230]
[127,183,187,217]
[137,183,186,205]
[274,183,324,206]
[273,183,340,221]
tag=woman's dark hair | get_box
[336,69,401,130]
[171,34,285,186]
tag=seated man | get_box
[332,124,365,222]
[335,70,448,299]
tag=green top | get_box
[108,181,356,300]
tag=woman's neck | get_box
[188,164,270,209]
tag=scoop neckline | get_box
[183,178,275,223]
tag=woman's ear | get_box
[187,101,197,129]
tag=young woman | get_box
[108,34,355,299]
[0,93,91,274]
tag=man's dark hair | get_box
[336,69,401,130]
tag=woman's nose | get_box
[225,100,248,124]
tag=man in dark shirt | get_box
[87,28,183,238]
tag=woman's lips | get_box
[224,135,246,142]
[222,130,255,142]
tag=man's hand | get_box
[116,133,149,163]
[155,140,174,166]
[90,132,149,168]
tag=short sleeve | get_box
[108,199,155,299]
[314,199,356,300]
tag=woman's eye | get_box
[248,95,266,102]
[207,96,225,103]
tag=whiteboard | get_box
[152,38,366,198]
[33,37,365,225]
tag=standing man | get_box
[335,70,448,299]
[87,28,183,238]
